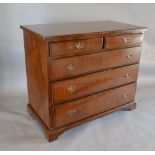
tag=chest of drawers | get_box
[20,21,146,141]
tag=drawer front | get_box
[50,47,141,81]
[105,34,143,49]
[49,38,103,57]
[53,64,139,104]
[54,83,136,128]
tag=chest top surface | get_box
[20,21,146,41]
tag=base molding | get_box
[27,102,136,142]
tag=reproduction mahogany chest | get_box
[20,21,146,141]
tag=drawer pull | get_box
[74,41,83,49]
[124,73,130,79]
[66,109,78,117]
[126,54,133,59]
[122,93,128,99]
[122,36,130,44]
[66,64,75,71]
[67,85,77,93]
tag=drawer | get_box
[49,38,103,57]
[54,83,136,128]
[50,47,141,81]
[105,34,143,49]
[53,64,139,104]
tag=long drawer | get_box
[52,64,139,104]
[54,83,136,128]
[50,47,141,81]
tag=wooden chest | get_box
[20,21,146,141]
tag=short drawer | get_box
[49,38,103,57]
[50,47,141,81]
[53,64,139,104]
[54,83,136,128]
[105,34,143,49]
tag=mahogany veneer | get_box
[20,21,146,141]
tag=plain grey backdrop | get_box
[0,3,155,150]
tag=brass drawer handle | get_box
[66,64,75,71]
[126,54,133,59]
[122,93,128,99]
[74,41,83,49]
[67,85,77,93]
[124,73,130,79]
[122,36,130,44]
[66,109,78,117]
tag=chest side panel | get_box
[23,30,51,127]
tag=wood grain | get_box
[50,38,103,57]
[23,31,51,127]
[105,34,143,49]
[50,47,141,81]
[54,83,136,128]
[20,21,146,41]
[27,101,136,141]
[53,64,139,104]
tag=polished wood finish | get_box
[54,83,136,128]
[23,31,51,127]
[53,64,138,104]
[27,101,136,141]
[50,38,103,57]
[20,21,146,41]
[21,21,146,142]
[50,47,141,81]
[105,34,143,49]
